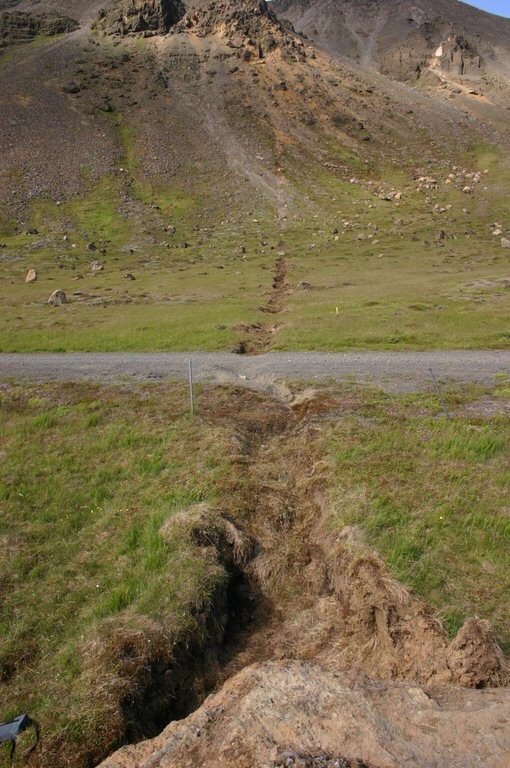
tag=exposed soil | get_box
[234,253,290,354]
[98,659,510,768]
[204,388,508,690]
[96,386,509,768]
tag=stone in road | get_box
[0,350,508,392]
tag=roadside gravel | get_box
[0,351,508,393]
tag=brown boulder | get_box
[98,660,510,768]
[48,289,67,305]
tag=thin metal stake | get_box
[429,368,451,419]
[188,360,195,415]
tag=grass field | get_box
[1,141,509,353]
[0,379,508,766]
[325,381,510,652]
[0,381,235,766]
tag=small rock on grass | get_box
[48,290,67,306]
[25,269,37,283]
[90,260,104,272]
[501,238,510,248]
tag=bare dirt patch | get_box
[204,387,508,690]
[234,254,290,354]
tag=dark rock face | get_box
[0,11,78,48]
[271,0,510,86]
[95,0,186,36]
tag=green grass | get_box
[1,135,509,351]
[0,379,508,767]
[326,385,510,652]
[0,381,233,765]
[273,153,510,349]
[0,34,63,67]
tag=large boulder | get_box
[48,289,67,305]
[98,660,510,768]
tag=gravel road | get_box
[1,351,509,393]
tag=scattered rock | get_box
[62,82,81,94]
[25,268,37,283]
[95,99,113,113]
[123,273,136,280]
[48,289,67,305]
[297,281,312,290]
[501,238,510,248]
[90,260,104,272]
[26,228,38,235]
[87,242,97,251]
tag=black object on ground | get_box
[0,714,40,764]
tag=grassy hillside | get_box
[1,17,509,355]
[1,140,509,353]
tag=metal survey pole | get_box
[188,360,195,415]
[429,368,451,419]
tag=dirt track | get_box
[0,350,508,392]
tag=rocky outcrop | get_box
[98,660,510,768]
[95,0,185,36]
[0,11,78,48]
[433,35,482,77]
[380,25,483,83]
[173,0,305,60]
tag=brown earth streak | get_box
[234,254,290,354]
[204,388,508,690]
[97,387,508,768]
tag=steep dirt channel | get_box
[209,389,507,688]
[51,385,506,768]
[235,169,292,355]
[112,387,507,760]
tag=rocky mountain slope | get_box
[272,0,510,125]
[272,0,510,76]
[0,0,508,212]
